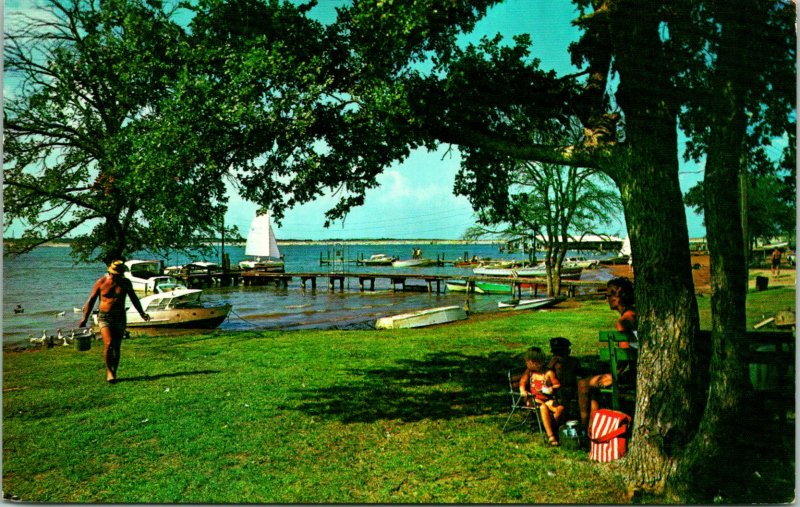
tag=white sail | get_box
[245,213,281,259]
[620,236,631,257]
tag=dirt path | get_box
[607,254,796,295]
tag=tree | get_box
[457,125,622,296]
[684,171,796,248]
[2,0,227,263]
[319,0,794,498]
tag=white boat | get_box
[359,254,398,266]
[124,260,171,294]
[473,265,545,277]
[375,305,468,330]
[563,257,599,269]
[392,258,437,268]
[446,280,470,292]
[239,212,285,272]
[93,288,231,330]
[497,296,565,311]
[473,264,582,279]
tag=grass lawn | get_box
[2,286,794,503]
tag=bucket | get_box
[559,420,582,450]
[74,333,92,351]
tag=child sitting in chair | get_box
[520,346,566,446]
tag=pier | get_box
[239,270,607,297]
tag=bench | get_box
[598,329,795,423]
[597,331,638,411]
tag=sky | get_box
[3,0,710,241]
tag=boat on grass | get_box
[93,288,231,330]
[239,212,285,272]
[497,296,566,311]
[375,305,468,330]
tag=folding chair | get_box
[502,370,546,440]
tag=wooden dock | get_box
[239,270,607,297]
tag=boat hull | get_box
[375,305,467,330]
[498,297,565,311]
[126,304,232,328]
[392,259,437,268]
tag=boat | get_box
[358,253,398,266]
[563,257,599,269]
[124,260,170,294]
[446,280,471,292]
[473,265,582,279]
[475,281,515,294]
[497,296,566,311]
[93,288,231,330]
[375,305,468,330]
[446,280,545,295]
[239,212,285,272]
[392,258,437,268]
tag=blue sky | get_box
[3,0,709,241]
[231,0,708,241]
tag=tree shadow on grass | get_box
[285,351,600,424]
[118,369,222,383]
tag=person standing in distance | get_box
[79,260,150,384]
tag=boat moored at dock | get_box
[93,288,232,331]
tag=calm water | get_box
[2,242,615,346]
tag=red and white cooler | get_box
[589,409,632,462]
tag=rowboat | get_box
[475,281,514,294]
[445,280,471,292]
[375,305,468,330]
[497,296,565,311]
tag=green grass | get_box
[3,288,794,503]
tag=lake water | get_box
[2,242,616,347]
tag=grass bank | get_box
[3,287,794,503]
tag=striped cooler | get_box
[589,409,632,462]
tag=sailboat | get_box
[238,212,285,272]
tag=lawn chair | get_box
[502,370,545,440]
[598,331,637,412]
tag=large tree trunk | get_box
[608,145,704,498]
[605,2,704,496]
[673,1,752,499]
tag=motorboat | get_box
[358,254,398,266]
[93,288,231,330]
[239,212,285,272]
[375,305,468,330]
[497,296,566,311]
[124,260,168,294]
[392,258,437,268]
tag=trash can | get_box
[756,276,769,291]
[74,333,92,351]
